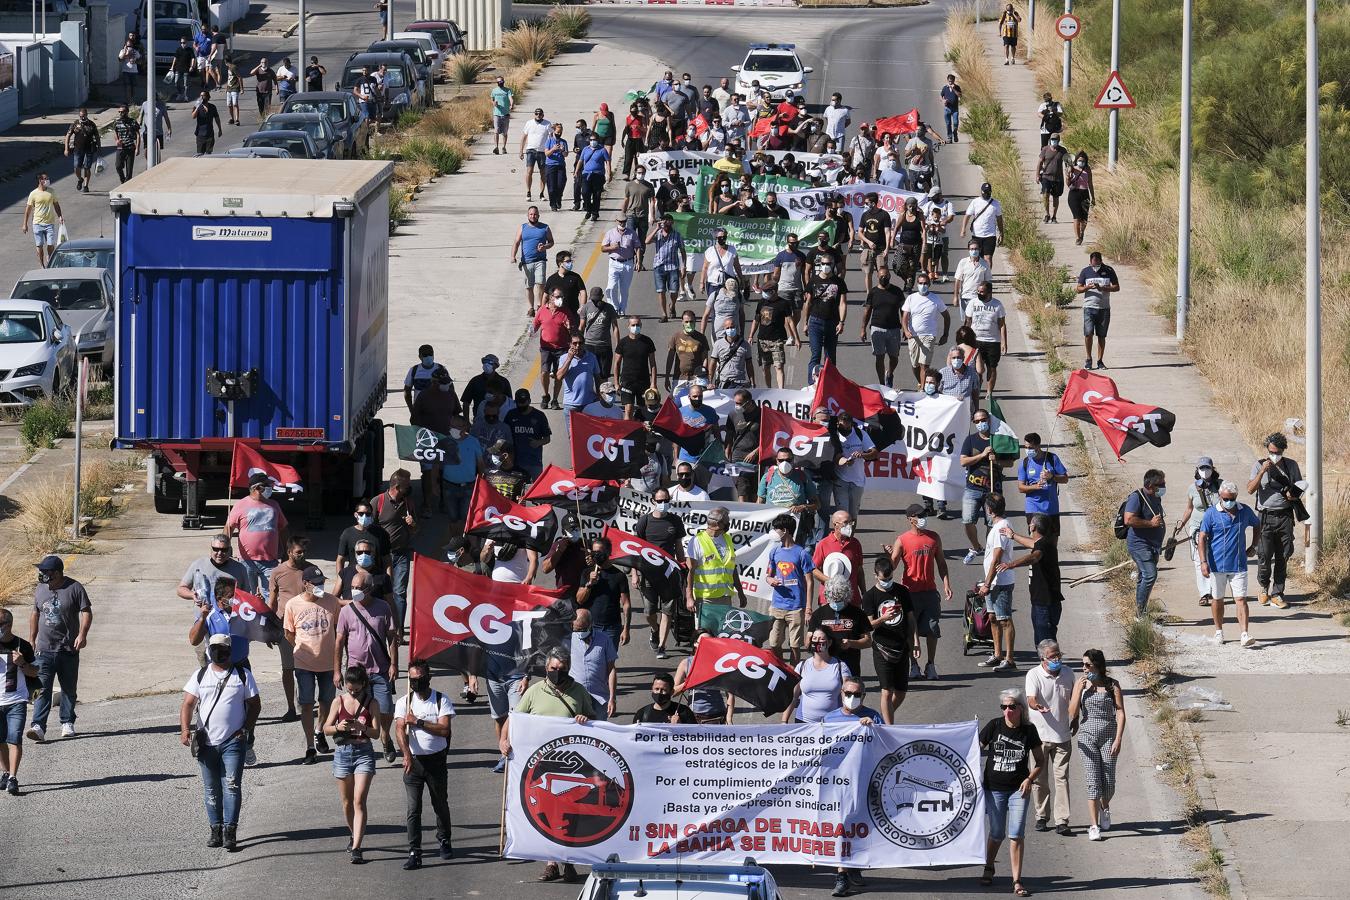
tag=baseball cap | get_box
[928,186,941,198]
[302,566,325,585]
[481,353,499,366]
[905,503,927,517]
[248,471,270,488]
[1196,456,1214,468]
[980,181,992,192]
[36,554,64,573]
[207,632,232,648]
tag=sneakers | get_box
[1055,823,1073,836]
[383,741,398,764]
[962,549,980,565]
[909,660,922,680]
[1096,359,1108,370]
[61,722,75,738]
[303,749,318,765]
[0,773,8,791]
[5,776,17,796]
[1087,825,1102,841]
[403,852,422,870]
[207,825,223,848]
[1099,808,1111,832]
[1085,357,1093,370]
[649,634,659,651]
[25,724,45,743]
[925,662,939,680]
[350,848,365,864]
[1257,593,1271,607]
[245,745,257,766]
[439,839,455,860]
[491,757,507,774]
[978,654,1001,668]
[1240,631,1255,648]
[1213,630,1224,645]
[1271,595,1289,609]
[315,735,331,754]
[460,685,478,704]
[831,873,852,897]
[846,870,865,888]
[994,659,1018,672]
[656,649,668,660]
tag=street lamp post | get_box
[1304,0,1322,571]
[1175,0,1192,340]
[298,0,306,83]
[147,0,158,167]
[1062,0,1072,90]
[1107,0,1120,170]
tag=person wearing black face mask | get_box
[633,672,695,723]
[0,607,38,796]
[577,540,631,655]
[394,659,455,869]
[1016,433,1068,541]
[27,555,92,743]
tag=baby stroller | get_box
[962,589,996,656]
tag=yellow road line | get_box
[521,230,607,390]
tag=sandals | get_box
[1014,881,1032,896]
[980,865,995,886]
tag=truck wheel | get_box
[154,474,183,514]
[362,419,384,499]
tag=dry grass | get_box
[447,54,489,86]
[544,4,592,40]
[500,22,563,66]
[944,6,996,104]
[800,0,926,6]
[420,96,493,139]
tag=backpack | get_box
[1042,104,1063,134]
[1113,490,1152,539]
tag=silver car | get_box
[10,267,116,369]
[0,300,77,408]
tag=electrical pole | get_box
[298,0,306,82]
[1175,0,1192,340]
[147,0,158,168]
[1107,0,1120,170]
[1062,0,1072,91]
[1027,0,1035,61]
[1304,0,1321,571]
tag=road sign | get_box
[1094,70,1136,109]
[1055,14,1081,40]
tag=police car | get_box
[731,44,812,101]
[577,860,781,900]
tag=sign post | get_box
[1055,4,1079,90]
[1107,0,1122,169]
[71,358,88,538]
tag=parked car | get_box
[241,130,321,159]
[281,91,373,158]
[406,20,465,56]
[47,237,114,272]
[134,0,194,33]
[10,267,115,369]
[393,32,443,81]
[0,299,77,407]
[144,17,204,69]
[218,146,293,158]
[261,112,343,159]
[339,53,426,122]
[367,40,433,91]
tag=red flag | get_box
[603,525,681,594]
[748,116,772,139]
[874,108,920,139]
[682,636,799,716]
[810,360,889,419]
[1056,369,1123,418]
[649,395,713,456]
[228,441,303,493]
[409,554,570,677]
[758,405,837,467]
[689,112,709,136]
[228,589,284,644]
[1057,369,1176,459]
[465,477,559,551]
[569,412,649,480]
[521,463,620,518]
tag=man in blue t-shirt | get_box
[766,513,814,664]
[555,336,600,438]
[1197,481,1262,648]
[676,385,719,466]
[504,389,551,482]
[576,136,612,221]
[439,414,485,536]
[1122,469,1167,618]
[1016,432,1068,539]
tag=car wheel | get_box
[49,369,62,400]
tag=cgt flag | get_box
[650,395,714,457]
[874,108,920,139]
[228,589,284,644]
[521,463,620,519]
[683,636,798,716]
[603,525,682,595]
[1057,369,1176,459]
[810,360,889,420]
[466,477,559,552]
[393,423,459,466]
[228,441,303,493]
[570,412,649,480]
[758,405,838,467]
[409,554,572,677]
[698,602,773,647]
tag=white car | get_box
[732,43,812,101]
[393,32,443,81]
[577,861,781,900]
[0,300,77,408]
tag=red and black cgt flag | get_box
[521,463,620,519]
[228,590,285,644]
[758,405,838,468]
[465,477,559,552]
[810,360,890,420]
[1057,369,1176,460]
[603,525,682,595]
[409,554,572,677]
[649,395,714,458]
[682,636,800,717]
[569,412,649,480]
[228,441,303,494]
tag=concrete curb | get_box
[586,0,798,6]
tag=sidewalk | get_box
[981,24,1350,900]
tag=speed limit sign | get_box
[1055,14,1081,40]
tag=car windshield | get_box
[381,67,407,88]
[159,22,193,42]
[744,53,800,73]
[419,27,451,46]
[0,312,46,343]
[49,248,113,270]
[265,118,324,141]
[287,100,345,125]
[153,1,190,17]
[11,280,105,310]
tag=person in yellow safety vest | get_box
[685,507,747,614]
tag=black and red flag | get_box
[228,589,285,644]
[569,411,649,480]
[409,554,571,677]
[1057,369,1176,460]
[521,463,621,519]
[682,636,799,716]
[810,359,890,420]
[603,525,682,595]
[649,395,715,457]
[228,441,303,494]
[465,477,559,551]
[758,405,838,467]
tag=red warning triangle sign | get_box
[1094,70,1136,109]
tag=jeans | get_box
[115,147,136,183]
[806,316,838,383]
[544,165,567,209]
[598,623,622,653]
[391,551,411,632]
[404,749,454,851]
[31,649,79,730]
[606,258,635,314]
[1256,509,1295,594]
[582,172,606,217]
[835,480,864,521]
[198,733,246,827]
[240,558,278,598]
[985,787,1028,842]
[1130,547,1159,616]
[1030,602,1061,647]
[944,105,959,138]
[172,71,188,98]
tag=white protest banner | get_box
[778,182,928,225]
[504,715,985,869]
[638,150,720,188]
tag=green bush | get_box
[396,108,423,131]
[963,101,1008,141]
[545,4,591,40]
[21,398,73,453]
[398,137,464,175]
[448,55,488,85]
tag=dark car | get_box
[367,39,433,88]
[407,20,465,56]
[241,130,321,159]
[260,112,343,159]
[340,53,426,123]
[282,91,373,159]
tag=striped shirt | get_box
[651,229,685,270]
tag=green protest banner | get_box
[392,423,459,465]
[698,602,775,647]
[691,165,812,213]
[670,213,834,274]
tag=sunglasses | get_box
[843,691,863,698]
[1000,704,1019,710]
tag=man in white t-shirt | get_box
[833,412,878,520]
[699,228,743,297]
[518,108,553,203]
[953,238,993,307]
[961,181,1005,266]
[180,633,261,851]
[669,461,710,502]
[1026,639,1075,834]
[976,493,1016,672]
[963,282,1008,393]
[918,187,955,280]
[395,658,456,869]
[822,92,851,142]
[901,274,950,385]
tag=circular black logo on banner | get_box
[867,740,978,850]
[521,734,635,847]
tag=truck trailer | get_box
[110,157,393,528]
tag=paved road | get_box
[1,6,1201,899]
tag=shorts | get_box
[861,247,884,272]
[524,148,544,170]
[32,223,56,247]
[295,668,337,707]
[523,259,547,287]
[71,150,95,170]
[486,675,523,720]
[619,382,649,407]
[757,339,786,368]
[769,605,805,650]
[779,288,804,311]
[0,701,26,746]
[332,741,377,778]
[911,589,943,637]
[654,266,681,294]
[1083,306,1111,338]
[976,340,1002,370]
[1210,569,1250,600]
[1040,177,1065,198]
[872,645,911,692]
[1002,35,1018,48]
[961,488,989,526]
[226,91,240,106]
[277,637,295,670]
[908,332,938,368]
[642,575,683,616]
[444,481,473,521]
[974,235,997,258]
[368,672,394,716]
[869,327,904,358]
[986,788,1028,842]
[984,583,1014,621]
[494,114,509,135]
[540,346,565,377]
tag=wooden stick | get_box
[498,759,509,857]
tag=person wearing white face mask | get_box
[939,346,983,421]
[224,471,288,602]
[861,557,919,725]
[1197,480,1262,647]
[284,566,340,765]
[886,503,952,682]
[954,239,992,310]
[614,316,657,419]
[403,344,451,410]
[824,675,883,896]
[902,272,951,387]
[1025,640,1075,836]
[758,448,819,541]
[437,416,486,539]
[831,412,877,521]
[532,289,573,410]
[1179,457,1222,607]
[708,317,755,389]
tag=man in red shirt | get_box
[812,508,865,606]
[532,289,573,409]
[887,503,954,680]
